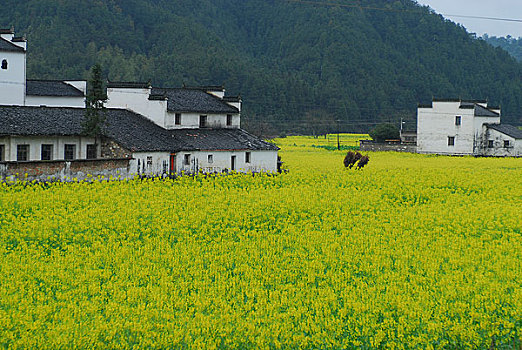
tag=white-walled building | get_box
[0,28,86,108]
[0,28,279,178]
[417,99,521,157]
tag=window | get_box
[183,154,190,166]
[448,136,455,146]
[1,59,7,70]
[226,114,232,126]
[175,113,181,125]
[64,144,76,160]
[245,152,251,163]
[41,144,53,161]
[86,144,97,159]
[0,144,5,162]
[504,140,510,148]
[147,156,153,166]
[455,116,461,126]
[208,154,213,164]
[488,140,494,148]
[199,115,207,128]
[17,145,29,161]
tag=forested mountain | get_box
[484,35,522,62]
[2,0,521,134]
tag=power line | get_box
[285,0,522,23]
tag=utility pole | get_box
[336,119,341,150]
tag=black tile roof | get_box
[474,104,499,117]
[0,106,278,152]
[107,82,151,89]
[0,37,25,52]
[486,124,522,139]
[151,87,239,114]
[26,80,85,97]
[168,128,279,151]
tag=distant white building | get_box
[417,99,521,157]
[0,28,279,180]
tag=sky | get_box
[415,0,522,38]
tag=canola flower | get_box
[0,136,521,349]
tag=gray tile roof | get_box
[26,80,85,97]
[168,128,279,151]
[474,104,499,117]
[0,37,25,52]
[0,106,277,152]
[486,124,522,139]
[107,82,151,89]
[151,87,239,114]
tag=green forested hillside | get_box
[484,35,522,62]
[2,0,521,133]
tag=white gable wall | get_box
[0,50,25,106]
[417,102,475,155]
[106,87,168,127]
[25,95,85,108]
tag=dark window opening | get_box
[86,144,97,159]
[41,144,53,161]
[231,155,236,171]
[488,140,494,148]
[64,144,76,160]
[184,154,190,166]
[245,152,251,163]
[199,115,207,128]
[0,144,5,162]
[1,59,7,70]
[455,116,461,126]
[17,145,29,161]
[448,136,455,146]
[504,140,510,148]
[175,113,181,125]
[147,156,153,166]
[226,114,232,126]
[208,154,213,164]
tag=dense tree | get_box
[83,64,107,147]
[369,123,400,143]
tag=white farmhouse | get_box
[0,28,279,180]
[417,98,521,157]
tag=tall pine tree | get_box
[83,64,107,151]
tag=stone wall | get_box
[0,158,132,182]
[359,140,417,153]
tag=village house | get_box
[417,98,521,157]
[0,28,278,181]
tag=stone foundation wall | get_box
[359,140,417,153]
[0,158,132,182]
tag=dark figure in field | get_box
[344,151,363,169]
[356,155,369,169]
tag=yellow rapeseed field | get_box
[0,135,521,349]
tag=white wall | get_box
[25,95,85,108]
[483,129,521,157]
[130,152,170,176]
[0,136,97,161]
[417,102,475,155]
[417,101,501,155]
[167,112,240,129]
[174,150,278,174]
[0,51,25,106]
[106,87,168,127]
